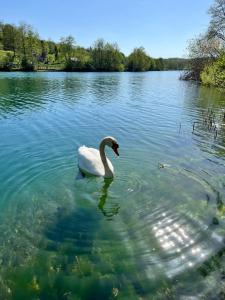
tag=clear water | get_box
[0,71,225,299]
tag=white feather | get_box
[78,145,114,177]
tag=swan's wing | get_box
[78,146,105,176]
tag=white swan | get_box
[78,136,119,178]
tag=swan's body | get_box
[78,137,119,178]
[78,146,114,177]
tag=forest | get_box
[0,22,187,72]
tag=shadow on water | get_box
[75,170,85,180]
[45,206,99,256]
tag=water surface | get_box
[0,71,225,299]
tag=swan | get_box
[78,136,119,178]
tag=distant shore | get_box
[0,68,185,73]
[0,22,188,73]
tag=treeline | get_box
[0,21,187,72]
[182,0,225,88]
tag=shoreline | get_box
[0,69,184,73]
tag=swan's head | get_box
[102,136,119,156]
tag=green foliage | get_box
[163,58,188,70]
[59,35,76,63]
[153,58,164,70]
[0,22,3,50]
[127,47,151,71]
[90,39,125,71]
[1,23,17,52]
[47,54,55,64]
[21,56,35,71]
[185,0,225,86]
[201,53,225,88]
[0,50,14,70]
[64,47,91,71]
[150,57,188,71]
[47,40,56,55]
[39,40,49,63]
[0,20,187,72]
[0,22,56,70]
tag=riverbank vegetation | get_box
[0,22,187,72]
[182,0,225,88]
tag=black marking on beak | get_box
[112,143,119,156]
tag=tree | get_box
[47,40,56,55]
[59,35,75,62]
[0,22,3,50]
[90,39,106,70]
[64,47,91,71]
[182,0,225,83]
[208,0,225,43]
[102,42,125,71]
[127,47,151,71]
[1,23,18,58]
[39,40,49,63]
[90,39,125,71]
[153,58,164,70]
[184,32,222,80]
[54,44,59,62]
[162,58,188,70]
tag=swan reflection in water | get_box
[76,172,120,219]
[98,179,120,219]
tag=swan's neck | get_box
[99,140,113,178]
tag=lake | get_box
[0,71,225,299]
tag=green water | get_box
[0,71,225,299]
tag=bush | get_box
[201,54,225,88]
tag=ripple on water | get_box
[0,72,225,298]
[116,203,224,281]
[111,165,224,281]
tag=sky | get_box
[0,0,214,58]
